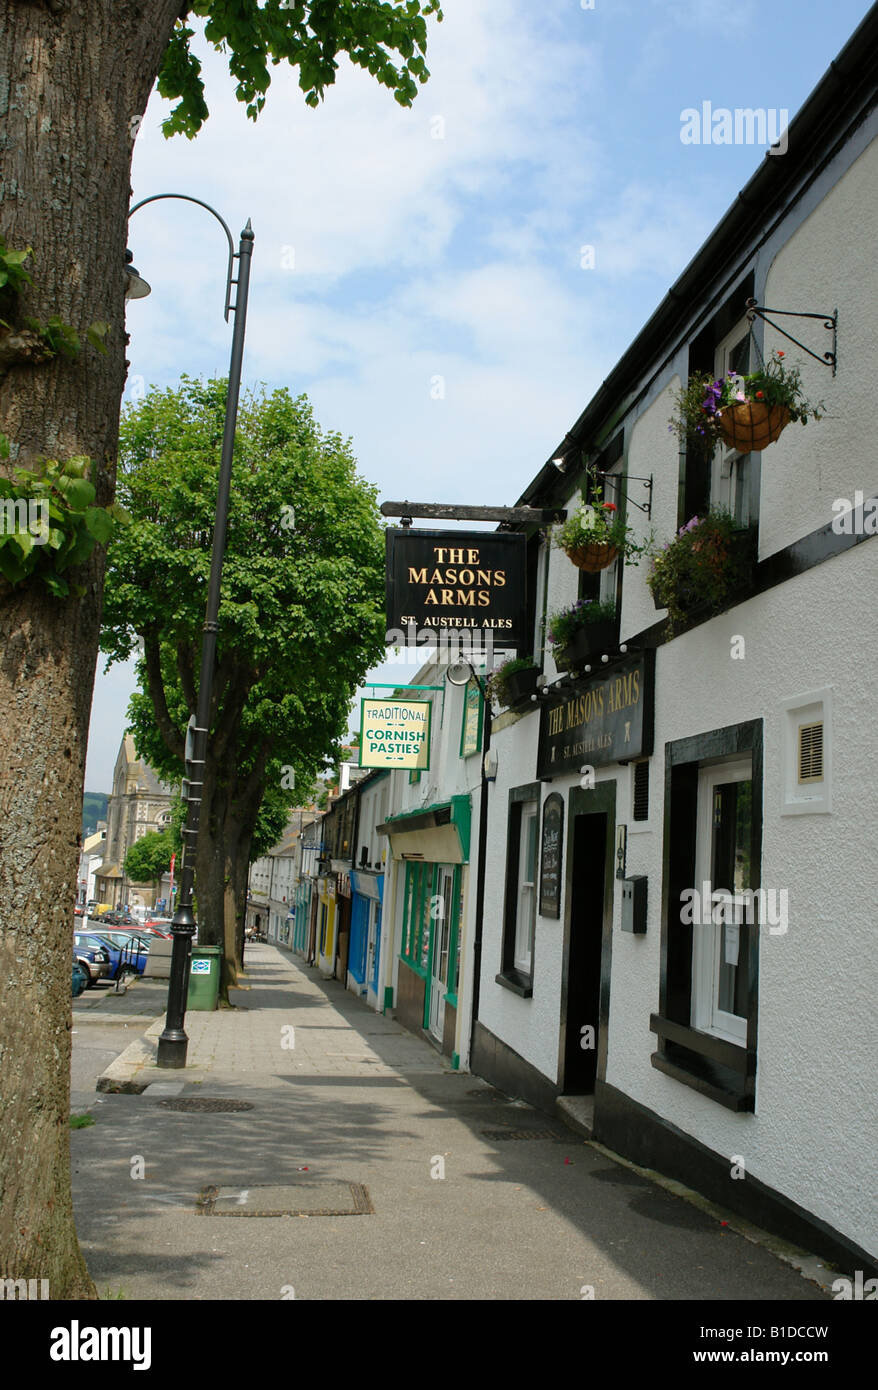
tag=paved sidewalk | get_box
[70,945,833,1301]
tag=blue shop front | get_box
[348,868,384,1010]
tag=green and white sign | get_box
[359,698,432,770]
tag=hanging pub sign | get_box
[385,529,527,647]
[537,651,655,779]
[358,697,432,771]
[539,793,564,919]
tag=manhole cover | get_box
[195,1182,373,1216]
[481,1129,562,1141]
[159,1098,254,1113]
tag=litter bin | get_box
[187,945,221,1011]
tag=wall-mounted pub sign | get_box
[359,697,432,771]
[385,529,527,647]
[537,651,655,779]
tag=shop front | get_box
[316,875,337,977]
[348,869,385,1005]
[378,796,471,1062]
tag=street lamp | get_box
[126,193,254,1068]
[445,658,492,1061]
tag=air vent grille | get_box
[798,722,824,783]
[633,760,650,821]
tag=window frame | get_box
[691,758,753,1046]
[497,782,542,996]
[650,720,762,1112]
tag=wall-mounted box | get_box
[621,874,648,934]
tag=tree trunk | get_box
[0,0,183,1299]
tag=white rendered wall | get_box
[608,537,878,1258]
[758,136,878,558]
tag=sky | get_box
[84,0,875,792]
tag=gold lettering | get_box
[494,569,506,588]
[440,588,455,605]
[477,591,490,607]
[408,567,428,584]
[424,589,439,605]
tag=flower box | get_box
[502,665,540,705]
[649,518,755,630]
[554,619,618,670]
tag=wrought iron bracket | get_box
[745,297,837,376]
[592,470,653,520]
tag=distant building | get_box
[77,824,107,906]
[93,735,174,908]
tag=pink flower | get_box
[736,391,745,402]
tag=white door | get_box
[428,870,453,1040]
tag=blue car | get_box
[72,960,89,997]
[74,931,149,980]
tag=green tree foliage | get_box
[100,379,385,988]
[158,1,444,137]
[123,829,176,887]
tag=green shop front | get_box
[378,796,470,1063]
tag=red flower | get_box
[776,350,785,358]
[601,502,617,511]
[756,390,764,399]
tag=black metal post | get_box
[153,217,254,1068]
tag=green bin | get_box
[187,945,221,1011]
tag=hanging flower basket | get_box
[563,539,619,573]
[553,471,649,572]
[716,401,790,453]
[669,350,824,456]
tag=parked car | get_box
[94,930,154,971]
[74,931,149,980]
[142,919,174,937]
[72,960,89,997]
[73,940,111,987]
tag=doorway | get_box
[427,868,453,1040]
[560,784,616,1095]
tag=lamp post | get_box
[126,194,254,1068]
[445,658,493,1066]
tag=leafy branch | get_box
[0,237,109,369]
[0,440,130,597]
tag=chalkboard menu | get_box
[539,793,564,919]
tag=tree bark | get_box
[0,0,183,1299]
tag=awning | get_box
[377,794,471,864]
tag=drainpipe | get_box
[468,700,492,1069]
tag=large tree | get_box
[101,378,385,998]
[0,0,441,1298]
